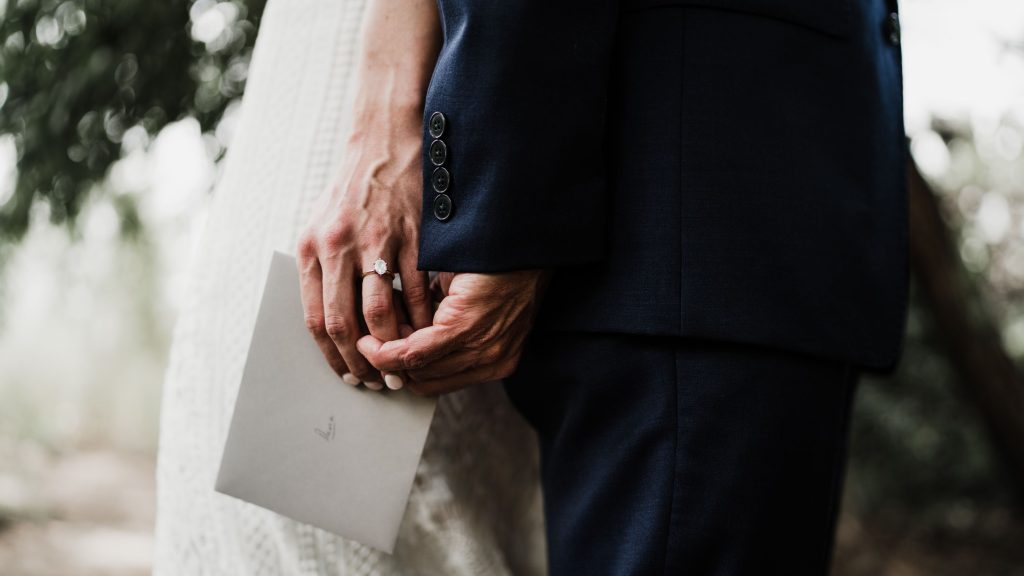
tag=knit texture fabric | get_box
[153,1,546,573]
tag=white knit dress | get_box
[153,1,546,573]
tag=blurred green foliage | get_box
[0,0,266,241]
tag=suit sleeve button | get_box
[432,193,453,221]
[428,112,446,138]
[429,139,447,166]
[431,167,450,193]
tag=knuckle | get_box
[366,221,390,243]
[304,316,327,337]
[356,224,391,253]
[322,222,353,250]
[297,234,318,259]
[402,219,419,241]
[324,316,353,341]
[496,355,521,379]
[362,295,391,326]
[401,349,427,370]
[402,283,430,308]
[481,345,504,366]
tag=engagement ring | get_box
[362,258,395,280]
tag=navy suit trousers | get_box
[504,332,858,575]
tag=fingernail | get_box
[384,374,404,390]
[364,380,384,391]
[342,373,361,386]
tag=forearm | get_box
[349,0,441,133]
[298,0,442,389]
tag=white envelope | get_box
[215,251,437,553]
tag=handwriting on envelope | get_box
[215,251,437,554]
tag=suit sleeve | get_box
[416,0,619,272]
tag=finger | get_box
[393,289,414,337]
[398,248,432,329]
[356,324,464,372]
[406,363,508,397]
[362,270,403,390]
[429,274,445,303]
[392,288,410,324]
[361,272,400,341]
[406,346,495,382]
[322,255,381,386]
[436,272,455,297]
[297,250,351,382]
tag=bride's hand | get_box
[295,0,440,391]
[297,106,432,391]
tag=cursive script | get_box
[314,415,336,441]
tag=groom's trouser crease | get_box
[504,332,858,576]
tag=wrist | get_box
[353,60,430,114]
[348,79,426,142]
[347,101,423,147]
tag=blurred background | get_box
[0,0,1022,574]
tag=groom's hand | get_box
[357,270,548,396]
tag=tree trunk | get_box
[908,159,1024,493]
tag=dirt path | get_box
[0,448,155,576]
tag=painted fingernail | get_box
[342,373,361,386]
[364,380,384,391]
[384,374,404,390]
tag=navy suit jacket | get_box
[418,0,908,371]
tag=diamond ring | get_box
[361,258,396,280]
